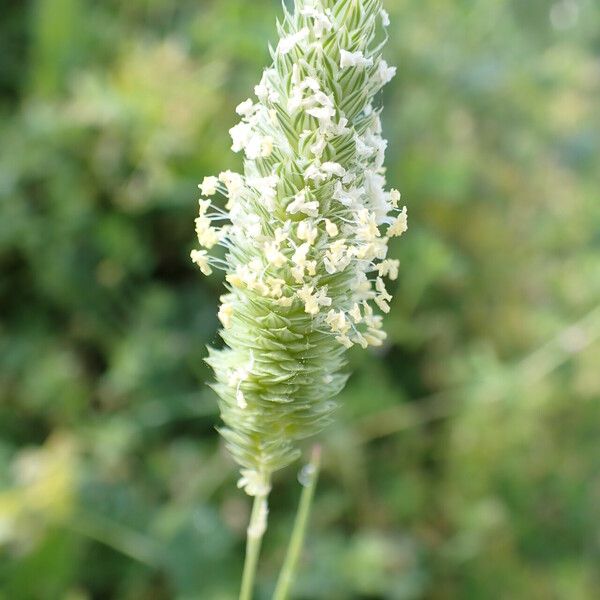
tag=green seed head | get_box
[192,0,406,494]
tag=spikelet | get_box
[191,0,406,495]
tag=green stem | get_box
[272,446,321,600]
[239,491,270,600]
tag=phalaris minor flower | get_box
[191,0,406,499]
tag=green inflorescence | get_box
[192,0,405,494]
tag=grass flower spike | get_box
[192,0,405,496]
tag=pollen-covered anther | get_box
[324,219,339,237]
[225,262,265,293]
[300,5,333,38]
[355,134,376,158]
[264,241,287,267]
[356,209,381,242]
[297,284,332,315]
[297,220,318,245]
[247,175,279,210]
[255,69,280,103]
[190,249,212,276]
[306,260,317,276]
[324,239,351,274]
[195,215,221,249]
[277,26,309,55]
[364,328,387,347]
[306,161,346,183]
[349,303,362,323]
[218,302,234,328]
[218,170,244,207]
[376,59,397,85]
[325,310,351,335]
[236,98,255,116]
[266,277,286,299]
[340,49,374,69]
[228,353,254,410]
[380,8,391,26]
[199,176,219,196]
[354,331,369,349]
[287,189,319,217]
[374,277,393,313]
[261,136,274,157]
[388,206,408,237]
[389,188,401,208]
[292,241,310,271]
[378,259,400,280]
[291,258,309,284]
[335,334,354,349]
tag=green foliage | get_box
[1,0,599,598]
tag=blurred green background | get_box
[1,0,599,598]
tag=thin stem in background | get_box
[273,446,322,600]
[356,303,600,444]
[239,491,270,600]
[67,510,162,567]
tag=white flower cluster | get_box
[192,3,405,351]
[192,0,406,488]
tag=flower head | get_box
[191,0,406,492]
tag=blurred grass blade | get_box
[273,446,321,600]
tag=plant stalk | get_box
[239,491,270,600]
[272,446,322,600]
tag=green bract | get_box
[192,0,406,494]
